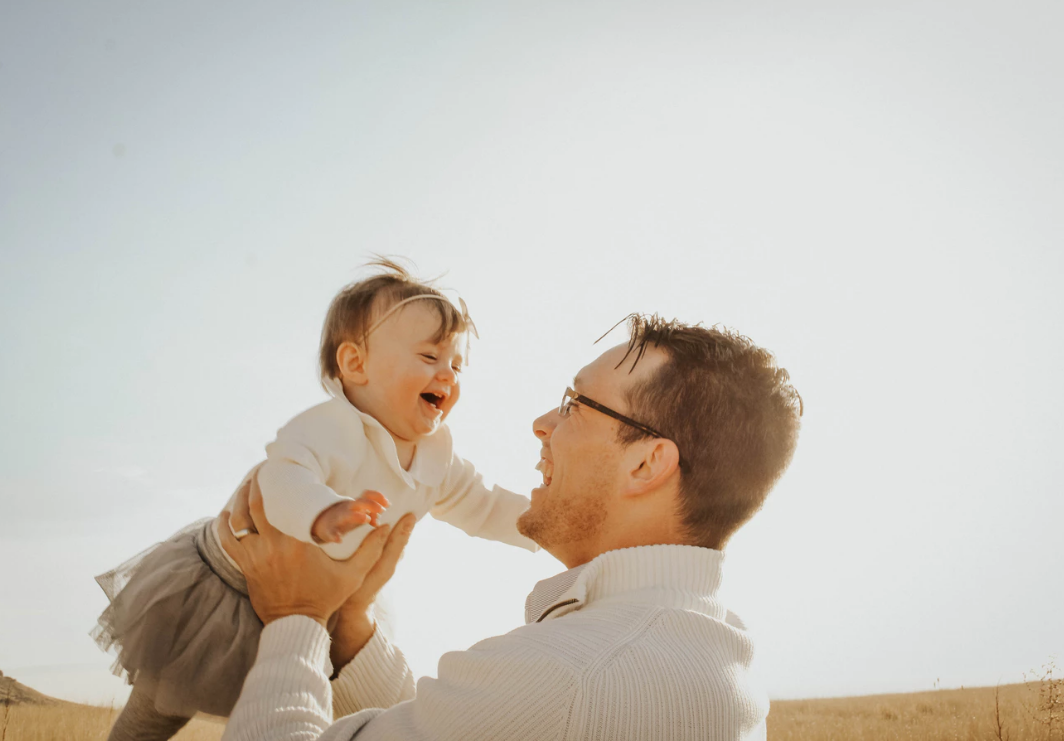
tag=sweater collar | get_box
[322,377,451,488]
[524,544,726,624]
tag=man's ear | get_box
[336,341,369,385]
[623,438,681,497]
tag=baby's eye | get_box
[452,365,463,374]
[421,354,438,362]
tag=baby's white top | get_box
[215,377,537,561]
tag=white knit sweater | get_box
[222,545,769,741]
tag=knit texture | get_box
[223,545,769,741]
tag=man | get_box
[219,315,802,741]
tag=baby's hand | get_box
[311,491,391,545]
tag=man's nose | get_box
[533,409,558,441]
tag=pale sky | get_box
[1,0,1061,706]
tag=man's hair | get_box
[615,314,803,550]
[318,257,470,387]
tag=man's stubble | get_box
[517,462,613,556]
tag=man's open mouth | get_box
[420,392,445,410]
[535,458,553,486]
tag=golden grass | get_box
[0,701,223,741]
[768,682,1060,741]
[2,680,1059,740]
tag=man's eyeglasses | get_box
[559,387,668,440]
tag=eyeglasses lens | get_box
[559,388,574,416]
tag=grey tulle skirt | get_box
[92,519,263,718]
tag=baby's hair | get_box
[318,257,472,388]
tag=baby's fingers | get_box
[350,501,388,521]
[331,506,373,537]
[312,504,372,544]
[357,490,390,511]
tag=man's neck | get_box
[555,529,690,569]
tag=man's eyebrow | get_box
[572,374,583,390]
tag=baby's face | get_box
[357,302,464,442]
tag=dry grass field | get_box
[1,672,224,741]
[2,671,1060,740]
[0,702,224,741]
[769,681,1061,741]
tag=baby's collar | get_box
[321,376,451,488]
[323,376,347,400]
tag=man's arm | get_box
[218,476,573,741]
[223,617,335,741]
[226,617,578,741]
[331,622,415,718]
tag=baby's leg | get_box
[108,683,191,741]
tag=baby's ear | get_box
[336,341,369,385]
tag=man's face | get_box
[518,343,667,565]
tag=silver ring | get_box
[229,521,256,540]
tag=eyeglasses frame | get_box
[559,386,669,440]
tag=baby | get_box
[92,260,536,741]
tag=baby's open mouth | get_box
[420,392,445,410]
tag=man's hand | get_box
[311,492,391,544]
[330,511,416,670]
[219,475,399,627]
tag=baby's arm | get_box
[312,492,389,544]
[431,453,538,552]
[259,401,383,546]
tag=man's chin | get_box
[516,507,542,544]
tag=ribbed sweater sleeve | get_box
[222,616,334,741]
[314,631,581,741]
[331,625,414,718]
[224,618,580,741]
